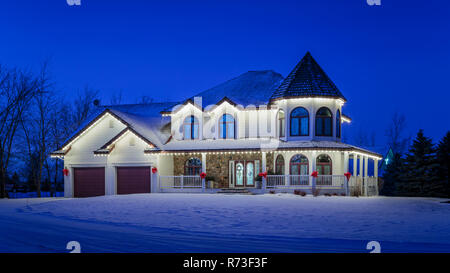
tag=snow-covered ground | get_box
[0,194,449,253]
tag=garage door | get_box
[74,167,105,198]
[116,167,151,195]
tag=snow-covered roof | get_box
[162,70,284,113]
[54,102,176,154]
[146,139,382,158]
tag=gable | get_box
[64,111,128,157]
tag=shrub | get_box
[351,187,361,197]
[294,190,307,196]
[269,190,276,194]
[324,193,331,197]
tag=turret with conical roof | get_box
[270,52,346,102]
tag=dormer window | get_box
[315,107,332,136]
[290,107,309,136]
[183,115,199,140]
[219,114,235,139]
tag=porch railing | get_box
[266,175,347,189]
[159,175,204,189]
[266,175,310,188]
[316,175,346,188]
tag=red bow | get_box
[200,172,206,179]
[152,167,158,174]
[258,172,267,178]
[344,172,351,180]
[311,171,318,178]
[62,168,69,176]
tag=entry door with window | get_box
[233,160,256,187]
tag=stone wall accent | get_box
[172,152,275,188]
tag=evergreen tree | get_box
[436,132,450,197]
[403,130,438,196]
[381,153,404,196]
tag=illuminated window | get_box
[290,154,309,175]
[219,114,235,139]
[184,157,202,175]
[315,107,332,136]
[290,107,309,136]
[275,155,285,174]
[183,115,199,139]
[316,154,332,175]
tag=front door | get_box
[234,160,255,187]
[245,161,255,187]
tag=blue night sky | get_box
[1,0,449,148]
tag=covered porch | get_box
[152,147,381,196]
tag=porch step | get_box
[217,188,254,195]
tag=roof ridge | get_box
[103,101,177,108]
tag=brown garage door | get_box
[74,167,105,198]
[116,167,151,195]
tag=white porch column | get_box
[364,156,368,178]
[262,151,267,190]
[358,155,363,178]
[374,159,379,178]
[201,153,206,172]
[311,151,317,190]
[352,154,357,176]
[343,152,349,173]
[284,152,290,175]
[262,152,267,172]
[374,158,379,195]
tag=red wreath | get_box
[258,171,267,178]
[62,168,69,176]
[152,167,158,174]
[200,172,207,179]
[311,171,318,178]
[344,172,352,181]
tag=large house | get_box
[52,52,382,197]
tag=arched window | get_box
[278,110,285,137]
[275,155,285,175]
[316,154,332,175]
[183,115,199,139]
[290,107,309,136]
[184,157,202,175]
[219,114,235,139]
[315,107,332,136]
[290,154,309,175]
[336,110,341,138]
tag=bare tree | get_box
[0,65,39,198]
[71,85,100,130]
[385,112,410,154]
[354,127,369,147]
[137,96,154,104]
[19,63,55,197]
[109,89,124,105]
